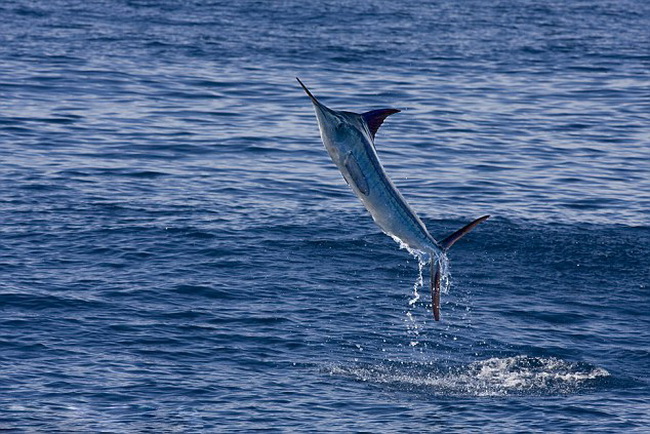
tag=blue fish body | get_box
[297,78,489,320]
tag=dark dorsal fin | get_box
[362,109,400,140]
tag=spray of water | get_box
[436,252,451,295]
[404,252,452,346]
[389,235,453,342]
[405,257,426,346]
[408,258,425,307]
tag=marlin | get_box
[297,78,489,321]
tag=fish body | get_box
[315,106,440,259]
[297,78,488,320]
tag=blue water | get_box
[1,0,649,431]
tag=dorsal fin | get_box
[362,109,400,140]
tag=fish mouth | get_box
[296,77,322,106]
[296,77,318,103]
[296,77,339,123]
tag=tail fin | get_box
[431,260,441,321]
[439,215,490,252]
[430,215,490,321]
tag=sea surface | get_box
[1,0,649,432]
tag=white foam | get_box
[326,355,609,397]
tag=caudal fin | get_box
[431,260,441,321]
[430,215,490,321]
[439,215,490,252]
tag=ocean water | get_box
[1,0,649,431]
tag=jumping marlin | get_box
[297,78,489,321]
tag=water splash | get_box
[404,258,426,346]
[403,252,452,345]
[408,258,425,307]
[387,234,451,299]
[436,252,451,295]
[326,355,609,397]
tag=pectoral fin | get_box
[343,154,369,196]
